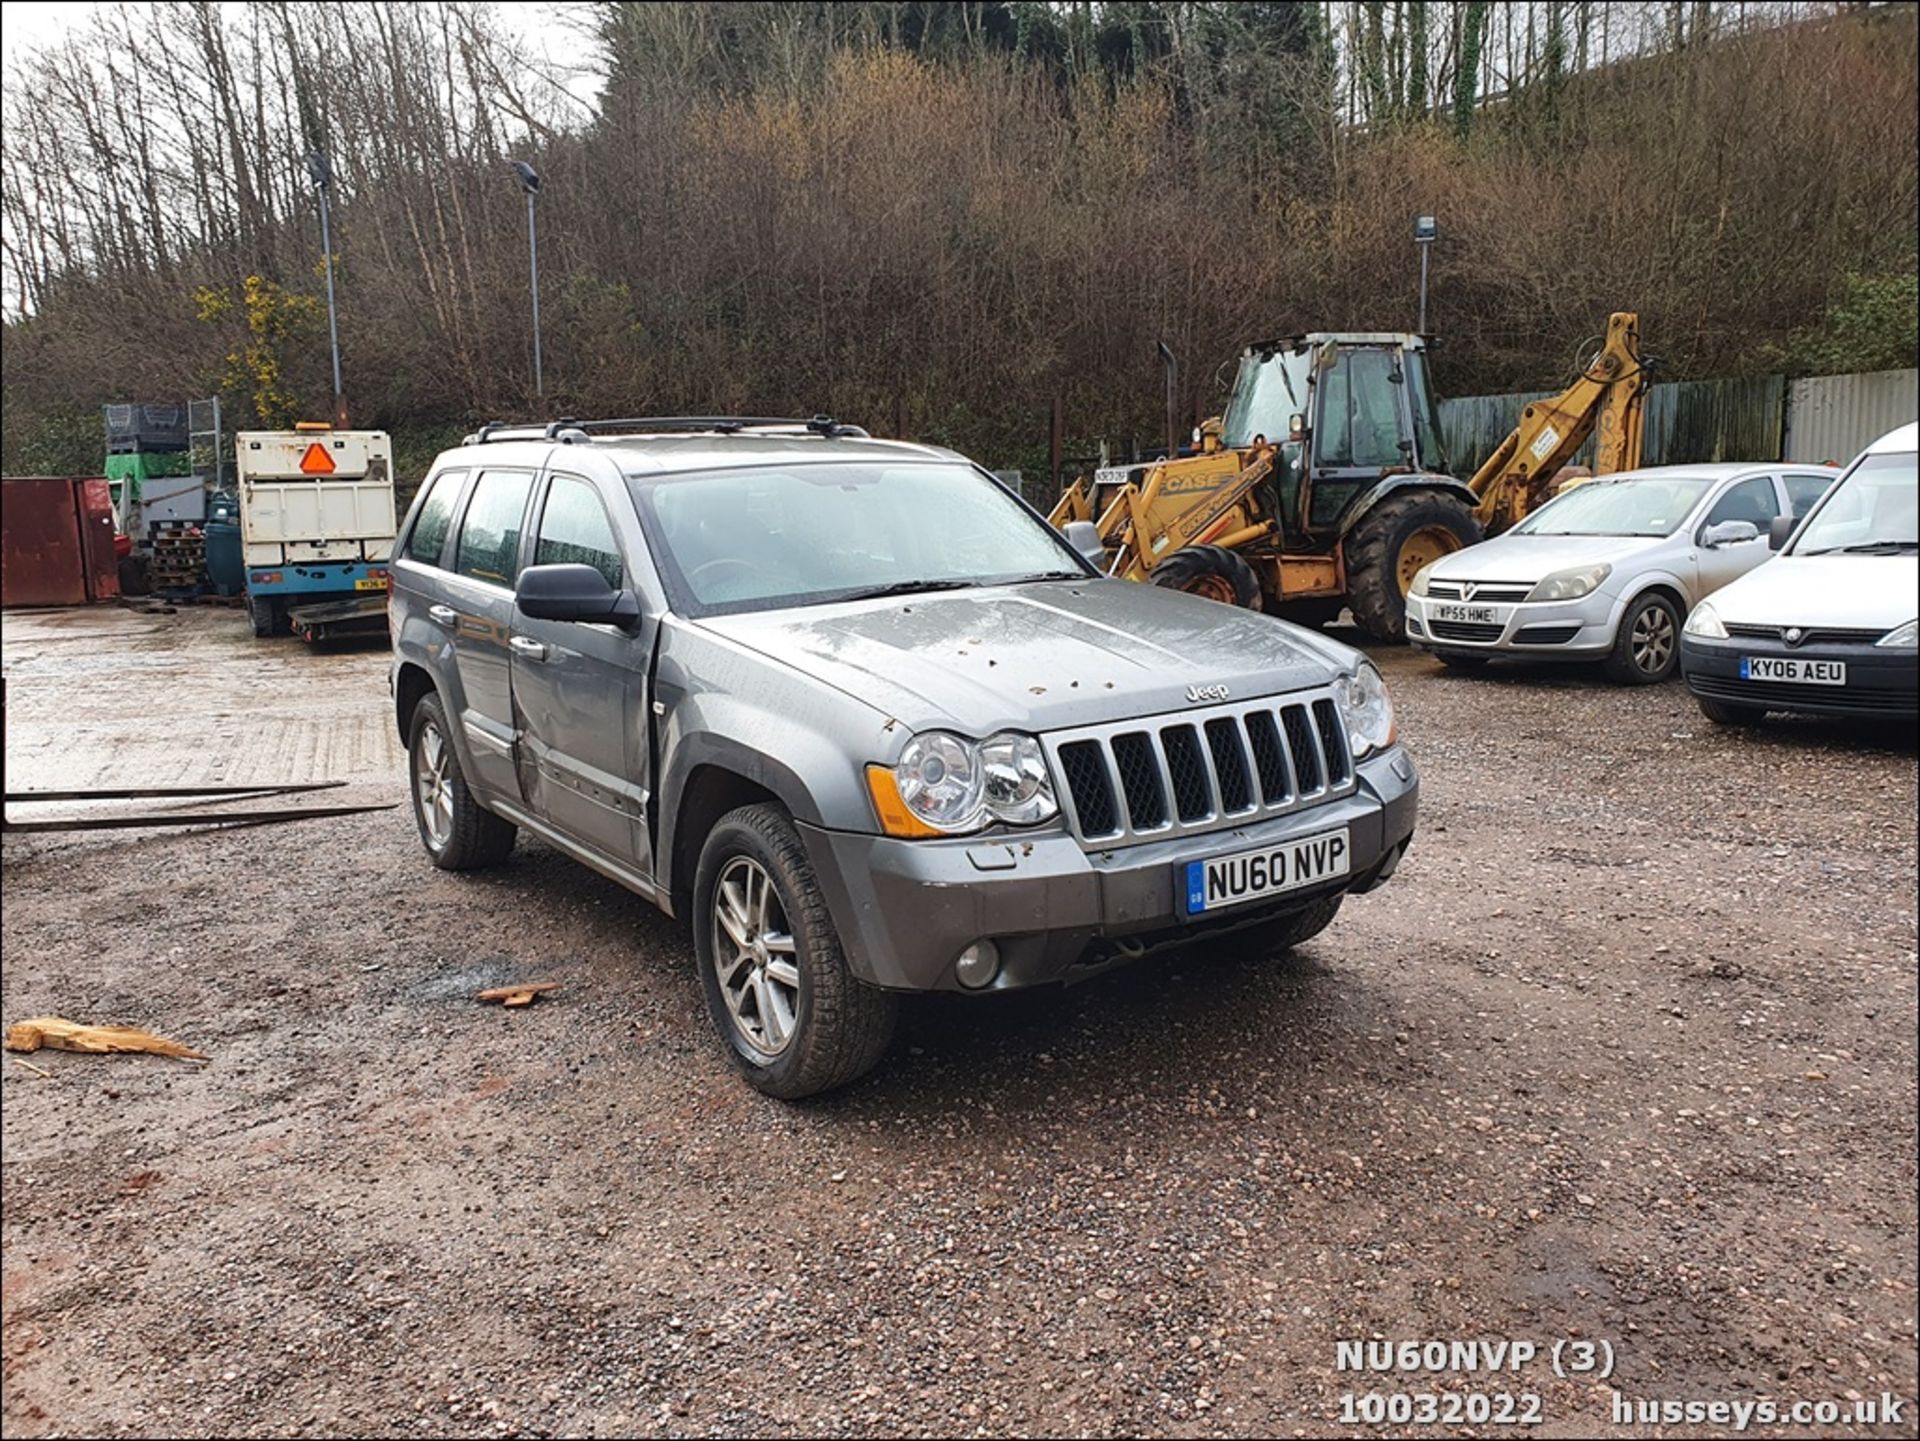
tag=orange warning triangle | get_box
[298,442,337,475]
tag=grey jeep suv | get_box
[390,417,1418,1097]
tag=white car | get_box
[1406,463,1839,683]
[1681,423,1917,725]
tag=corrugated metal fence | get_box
[1439,368,1917,476]
[1784,369,1920,464]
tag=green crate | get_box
[105,450,192,482]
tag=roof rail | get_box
[464,415,873,445]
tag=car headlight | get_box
[1409,561,1439,598]
[872,730,1057,836]
[1335,663,1396,758]
[1525,563,1611,603]
[1877,619,1918,649]
[1684,602,1728,639]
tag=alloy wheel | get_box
[711,856,801,1058]
[1632,603,1676,675]
[415,718,454,848]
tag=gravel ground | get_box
[2,605,1915,1438]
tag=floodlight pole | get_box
[513,161,544,400]
[526,189,543,398]
[307,152,345,423]
[1414,214,1437,335]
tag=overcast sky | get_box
[0,0,605,105]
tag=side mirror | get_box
[515,563,641,626]
[1768,515,1796,551]
[1062,520,1107,571]
[1701,520,1760,549]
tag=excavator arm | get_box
[1467,311,1649,534]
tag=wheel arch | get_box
[1334,473,1481,540]
[393,661,437,743]
[665,763,786,919]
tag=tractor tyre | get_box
[1345,491,1482,643]
[1150,545,1263,610]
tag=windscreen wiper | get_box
[1802,540,1918,555]
[834,578,981,602]
[1005,570,1087,583]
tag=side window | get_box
[534,476,624,590]
[454,470,535,588]
[1703,476,1780,530]
[404,469,462,566]
[1784,472,1835,517]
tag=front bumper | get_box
[1405,589,1620,657]
[1680,636,1918,719]
[800,746,1418,992]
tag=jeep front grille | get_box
[1045,691,1357,846]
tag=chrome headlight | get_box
[1335,663,1396,758]
[1409,561,1439,599]
[1525,563,1611,603]
[1683,602,1728,639]
[892,730,1056,834]
[1876,619,1918,649]
[978,732,1056,824]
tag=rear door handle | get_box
[509,636,549,662]
[428,604,457,627]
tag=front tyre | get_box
[408,691,517,870]
[1603,592,1681,684]
[693,804,898,1099]
[1150,545,1263,610]
[1696,694,1765,727]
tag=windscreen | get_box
[633,462,1084,615]
[1791,451,1918,555]
[1511,476,1715,538]
[1222,350,1312,448]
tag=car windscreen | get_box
[1511,476,1716,538]
[630,461,1087,616]
[1791,452,1918,555]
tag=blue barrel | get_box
[204,516,244,597]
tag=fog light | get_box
[954,940,1001,989]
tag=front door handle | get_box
[427,604,457,628]
[509,636,549,662]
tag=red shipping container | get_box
[1,477,119,607]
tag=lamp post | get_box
[513,160,543,399]
[1414,214,1437,335]
[306,151,344,422]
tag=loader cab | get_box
[1221,333,1448,548]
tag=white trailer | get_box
[235,428,396,637]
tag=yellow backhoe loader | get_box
[1049,312,1649,641]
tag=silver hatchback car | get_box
[1405,463,1838,683]
[389,417,1419,1098]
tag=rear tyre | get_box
[1345,491,1481,643]
[408,691,517,870]
[693,803,898,1100]
[1232,894,1345,958]
[1696,694,1766,727]
[1150,545,1262,610]
[247,593,282,638]
[1603,591,1681,684]
[1436,651,1491,671]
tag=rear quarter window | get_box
[403,470,463,566]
